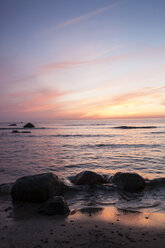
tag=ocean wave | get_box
[117,201,161,211]
[7,134,115,138]
[114,126,157,129]
[51,134,114,138]
[65,123,112,127]
[80,143,160,149]
[0,127,46,130]
[147,178,165,188]
[151,132,165,134]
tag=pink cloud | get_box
[42,53,132,70]
[41,45,165,71]
[0,88,69,116]
[85,86,165,109]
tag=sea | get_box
[0,118,165,212]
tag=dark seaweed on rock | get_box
[114,126,157,129]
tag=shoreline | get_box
[1,197,165,248]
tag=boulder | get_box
[39,196,70,215]
[23,123,35,128]
[11,173,68,202]
[12,130,19,133]
[71,170,105,185]
[112,172,145,191]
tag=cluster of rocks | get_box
[10,171,146,216]
[11,122,35,134]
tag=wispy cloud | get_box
[41,45,165,71]
[0,88,69,114]
[87,86,165,110]
[107,87,165,107]
[38,3,117,37]
[42,53,131,70]
[56,3,117,29]
[1,86,165,120]
[58,86,165,119]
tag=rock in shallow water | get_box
[11,173,68,202]
[9,123,17,126]
[39,196,70,215]
[112,172,145,191]
[23,123,35,128]
[71,170,106,185]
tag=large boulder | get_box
[39,196,70,215]
[112,172,145,191]
[71,170,105,185]
[11,173,68,202]
[23,123,35,128]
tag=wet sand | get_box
[0,197,165,248]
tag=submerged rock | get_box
[11,173,68,202]
[39,196,70,215]
[12,130,19,133]
[71,170,105,185]
[9,123,17,126]
[21,131,31,133]
[112,172,145,191]
[23,123,35,128]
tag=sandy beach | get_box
[1,195,165,248]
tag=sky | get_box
[0,0,165,121]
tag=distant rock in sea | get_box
[71,170,106,185]
[23,122,35,128]
[11,173,68,202]
[39,196,70,215]
[9,123,17,126]
[112,172,145,191]
[12,130,19,133]
[21,131,31,133]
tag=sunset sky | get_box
[0,0,165,121]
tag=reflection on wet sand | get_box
[69,206,165,228]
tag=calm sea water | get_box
[0,119,165,212]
